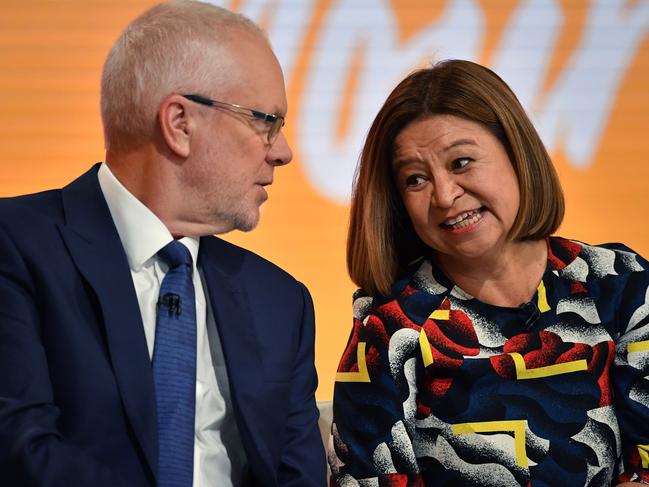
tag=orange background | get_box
[1,0,648,400]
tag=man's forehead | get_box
[207,35,287,114]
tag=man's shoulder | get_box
[0,165,104,234]
[0,189,65,228]
[199,235,300,286]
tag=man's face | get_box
[181,30,292,235]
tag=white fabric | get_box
[98,162,246,486]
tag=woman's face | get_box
[393,114,520,266]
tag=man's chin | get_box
[235,221,258,233]
[233,211,260,233]
[204,207,260,235]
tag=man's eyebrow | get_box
[267,104,286,117]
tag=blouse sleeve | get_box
[328,291,425,486]
[613,249,649,484]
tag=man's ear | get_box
[158,94,193,158]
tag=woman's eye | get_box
[404,175,426,187]
[452,157,472,170]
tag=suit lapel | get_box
[58,165,158,479]
[198,237,275,481]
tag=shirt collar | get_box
[97,162,199,271]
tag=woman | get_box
[329,60,649,486]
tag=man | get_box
[0,1,326,486]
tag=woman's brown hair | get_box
[347,59,565,296]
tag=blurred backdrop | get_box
[1,0,648,399]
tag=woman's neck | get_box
[435,238,548,308]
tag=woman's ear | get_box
[158,94,192,158]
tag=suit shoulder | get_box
[0,189,64,227]
[200,235,301,286]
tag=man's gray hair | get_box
[100,0,264,151]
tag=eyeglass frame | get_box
[182,94,285,145]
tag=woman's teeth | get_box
[445,209,482,229]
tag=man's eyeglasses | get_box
[183,94,285,145]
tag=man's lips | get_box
[256,182,271,201]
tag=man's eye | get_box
[452,157,472,170]
[249,115,273,133]
[252,114,269,125]
[405,175,426,187]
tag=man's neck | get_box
[105,149,232,238]
[106,146,179,222]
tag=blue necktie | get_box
[153,240,196,486]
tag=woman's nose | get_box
[432,173,464,208]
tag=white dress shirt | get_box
[97,163,246,486]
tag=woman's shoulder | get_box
[548,235,648,282]
[352,257,451,329]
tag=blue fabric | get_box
[330,237,649,485]
[0,164,326,486]
[153,240,196,487]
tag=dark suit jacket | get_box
[0,165,326,486]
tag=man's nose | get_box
[266,132,292,166]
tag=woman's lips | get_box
[443,208,484,230]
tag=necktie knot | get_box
[158,240,192,270]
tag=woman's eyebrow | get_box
[392,157,423,171]
[393,137,479,169]
[443,138,477,152]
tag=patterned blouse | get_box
[329,237,649,486]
